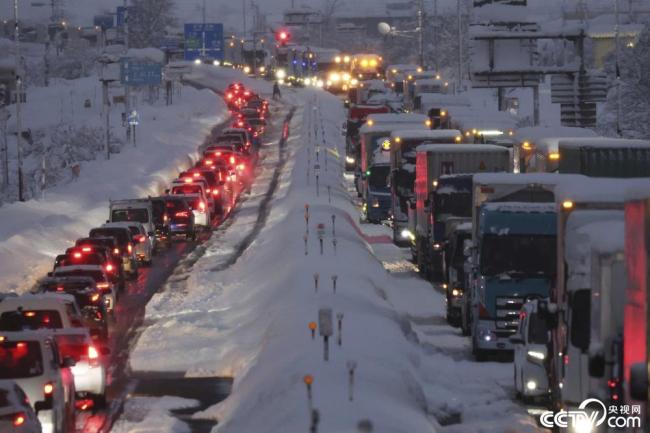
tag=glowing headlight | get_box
[346,156,355,164]
[401,229,411,239]
[194,58,202,65]
[526,380,537,391]
[316,80,324,88]
[371,198,380,208]
[329,72,341,82]
[451,288,463,297]
[243,66,251,74]
[213,60,221,66]
[350,78,359,85]
[527,350,545,361]
[304,78,312,86]
[275,69,287,80]
[342,72,351,81]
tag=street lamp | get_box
[378,0,425,67]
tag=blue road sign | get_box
[160,37,181,51]
[116,6,134,27]
[120,58,162,86]
[184,23,224,61]
[93,14,114,30]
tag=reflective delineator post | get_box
[304,204,310,234]
[304,234,308,255]
[327,185,331,203]
[313,273,319,292]
[303,374,313,408]
[347,360,357,401]
[309,321,317,339]
[332,275,338,294]
[332,238,337,255]
[331,214,336,236]
[336,311,343,345]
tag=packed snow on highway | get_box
[1,1,650,433]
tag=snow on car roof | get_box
[482,201,556,213]
[473,172,589,186]
[418,93,471,106]
[54,265,105,272]
[0,293,75,306]
[513,126,597,144]
[360,122,428,134]
[390,129,461,140]
[416,144,508,153]
[365,113,427,123]
[555,177,650,203]
[573,216,625,255]
[533,136,650,153]
[414,78,444,85]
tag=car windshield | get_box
[528,312,548,345]
[165,199,188,213]
[111,208,149,224]
[480,235,556,277]
[0,341,43,379]
[434,192,472,218]
[90,229,129,246]
[54,335,88,362]
[368,166,390,189]
[0,310,63,330]
[172,185,202,195]
[40,281,94,293]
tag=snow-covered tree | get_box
[598,24,650,138]
[128,0,177,48]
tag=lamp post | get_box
[378,0,426,68]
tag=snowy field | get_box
[125,88,545,433]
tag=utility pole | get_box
[417,0,424,68]
[456,0,463,92]
[123,0,131,143]
[13,0,24,201]
[433,0,439,72]
[202,0,207,26]
[615,0,622,136]
[243,0,247,38]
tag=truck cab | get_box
[470,201,556,360]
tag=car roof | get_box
[38,276,96,284]
[0,330,55,343]
[54,265,105,273]
[0,293,75,308]
[103,221,144,229]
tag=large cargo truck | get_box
[413,144,510,280]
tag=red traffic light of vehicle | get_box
[275,29,291,44]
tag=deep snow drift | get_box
[0,66,233,293]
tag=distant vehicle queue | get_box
[342,59,650,430]
[0,82,270,433]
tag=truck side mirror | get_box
[34,400,52,414]
[630,362,648,401]
[588,353,605,378]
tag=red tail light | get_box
[44,382,54,397]
[229,156,236,164]
[205,159,214,166]
[113,248,120,255]
[226,93,233,99]
[56,286,65,292]
[175,211,189,217]
[105,263,114,272]
[127,244,133,254]
[13,412,26,426]
[90,293,101,303]
[212,189,220,196]
[73,252,82,259]
[198,201,206,212]
[81,247,92,252]
[96,282,110,292]
[134,234,146,243]
[478,303,490,319]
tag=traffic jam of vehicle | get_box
[341,58,650,431]
[0,83,271,433]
